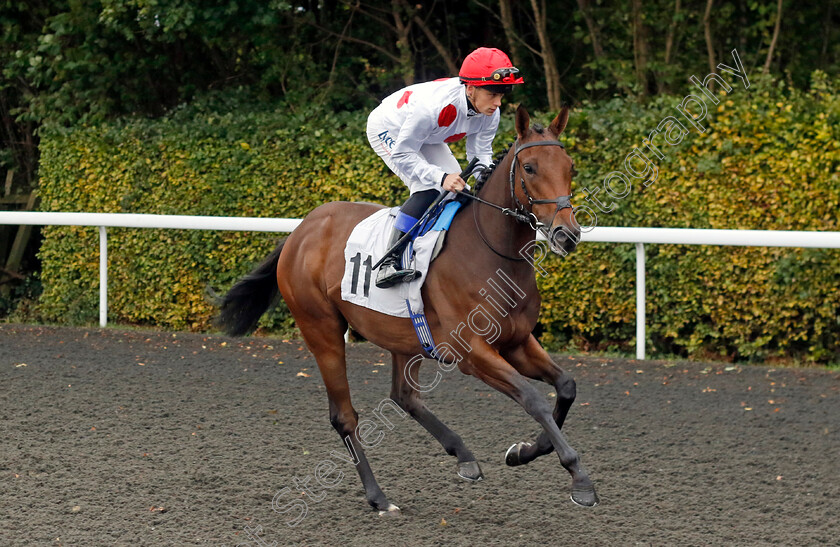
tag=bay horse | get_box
[217,105,599,515]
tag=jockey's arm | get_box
[465,111,500,174]
[390,103,447,190]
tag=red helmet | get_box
[459,47,524,89]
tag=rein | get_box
[458,138,572,261]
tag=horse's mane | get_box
[473,141,514,194]
[472,124,549,193]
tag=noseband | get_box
[462,138,573,261]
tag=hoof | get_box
[457,461,484,481]
[570,485,599,507]
[504,442,531,467]
[378,503,401,517]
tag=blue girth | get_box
[400,198,463,359]
[406,299,441,360]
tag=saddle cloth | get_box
[340,202,460,318]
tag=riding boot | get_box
[375,225,421,289]
[375,191,440,289]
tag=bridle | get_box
[510,140,573,225]
[461,138,573,261]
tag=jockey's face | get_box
[467,85,504,116]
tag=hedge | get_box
[35,72,840,362]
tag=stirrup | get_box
[375,256,421,289]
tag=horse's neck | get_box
[456,149,539,289]
[430,149,540,323]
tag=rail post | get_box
[99,226,107,327]
[636,242,645,360]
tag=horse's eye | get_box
[523,164,535,175]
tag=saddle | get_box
[340,199,463,320]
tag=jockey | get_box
[367,46,524,289]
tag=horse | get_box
[217,105,599,515]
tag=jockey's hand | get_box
[442,173,466,192]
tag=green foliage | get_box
[6,1,305,126]
[35,73,840,363]
[535,72,840,364]
[3,0,839,184]
[36,97,402,330]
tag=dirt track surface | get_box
[1,324,839,546]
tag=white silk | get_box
[366,77,498,192]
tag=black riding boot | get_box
[375,226,421,289]
[375,189,439,289]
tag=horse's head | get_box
[512,105,579,256]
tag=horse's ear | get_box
[549,106,570,136]
[515,104,530,139]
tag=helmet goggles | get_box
[462,67,522,85]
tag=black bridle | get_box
[461,138,573,261]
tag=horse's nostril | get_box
[550,227,568,244]
[553,225,580,240]
[549,226,579,256]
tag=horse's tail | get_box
[216,239,286,337]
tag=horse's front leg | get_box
[467,342,598,507]
[390,353,483,481]
[501,334,577,467]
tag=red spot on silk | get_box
[444,132,466,143]
[438,104,457,127]
[397,91,412,109]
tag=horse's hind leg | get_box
[502,334,578,467]
[294,313,400,516]
[389,353,483,481]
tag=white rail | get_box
[3,211,840,360]
[0,212,301,232]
